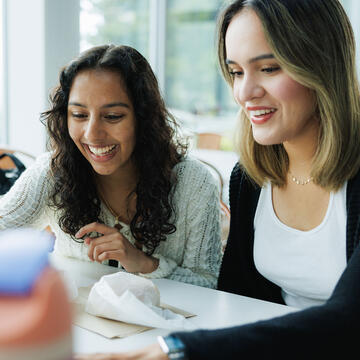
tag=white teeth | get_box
[88,145,117,155]
[249,109,276,117]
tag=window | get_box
[341,0,360,76]
[0,0,7,144]
[165,0,235,118]
[80,0,150,56]
[79,0,236,137]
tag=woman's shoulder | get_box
[170,156,220,215]
[229,162,260,208]
[173,155,216,181]
[27,151,52,174]
[35,151,52,164]
[13,152,53,192]
[172,156,220,194]
[230,161,245,181]
[230,162,259,188]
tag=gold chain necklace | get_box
[99,189,143,250]
[289,172,313,185]
[98,191,123,229]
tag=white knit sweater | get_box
[0,153,222,288]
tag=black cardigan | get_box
[174,163,360,359]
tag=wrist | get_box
[157,335,188,360]
[139,255,159,274]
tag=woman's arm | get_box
[140,159,222,289]
[74,247,360,360]
[0,153,52,230]
[173,241,360,359]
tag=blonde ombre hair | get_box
[217,0,360,190]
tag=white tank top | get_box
[254,182,347,309]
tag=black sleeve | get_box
[217,162,242,292]
[173,241,360,360]
[217,163,283,303]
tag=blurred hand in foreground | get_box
[74,343,168,360]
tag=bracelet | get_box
[157,335,188,360]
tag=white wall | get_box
[5,0,79,155]
[6,0,45,155]
[0,0,6,144]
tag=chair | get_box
[0,147,53,235]
[0,147,35,195]
[196,132,222,150]
[198,159,230,252]
[0,147,36,169]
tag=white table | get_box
[73,278,298,354]
[50,254,297,354]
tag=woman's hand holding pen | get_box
[75,222,159,274]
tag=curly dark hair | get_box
[41,44,187,254]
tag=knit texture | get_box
[0,153,222,288]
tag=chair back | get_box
[0,147,35,196]
[0,147,35,169]
[198,159,230,252]
[196,133,222,150]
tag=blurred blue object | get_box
[0,228,55,295]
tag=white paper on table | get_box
[85,273,195,331]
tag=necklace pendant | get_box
[114,221,122,231]
[114,223,122,230]
[290,172,313,186]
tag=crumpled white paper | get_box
[85,272,195,330]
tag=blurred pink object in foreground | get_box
[0,229,72,360]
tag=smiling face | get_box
[67,69,136,179]
[225,9,317,146]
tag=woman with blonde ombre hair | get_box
[217,0,360,190]
[76,0,360,359]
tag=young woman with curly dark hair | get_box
[0,45,222,287]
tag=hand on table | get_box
[75,222,159,274]
[74,343,168,360]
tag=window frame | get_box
[0,0,8,144]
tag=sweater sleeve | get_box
[174,241,360,359]
[140,158,222,288]
[0,152,52,230]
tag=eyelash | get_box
[261,66,280,73]
[229,66,280,77]
[105,114,124,121]
[71,113,87,119]
[229,70,243,77]
[70,113,125,121]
